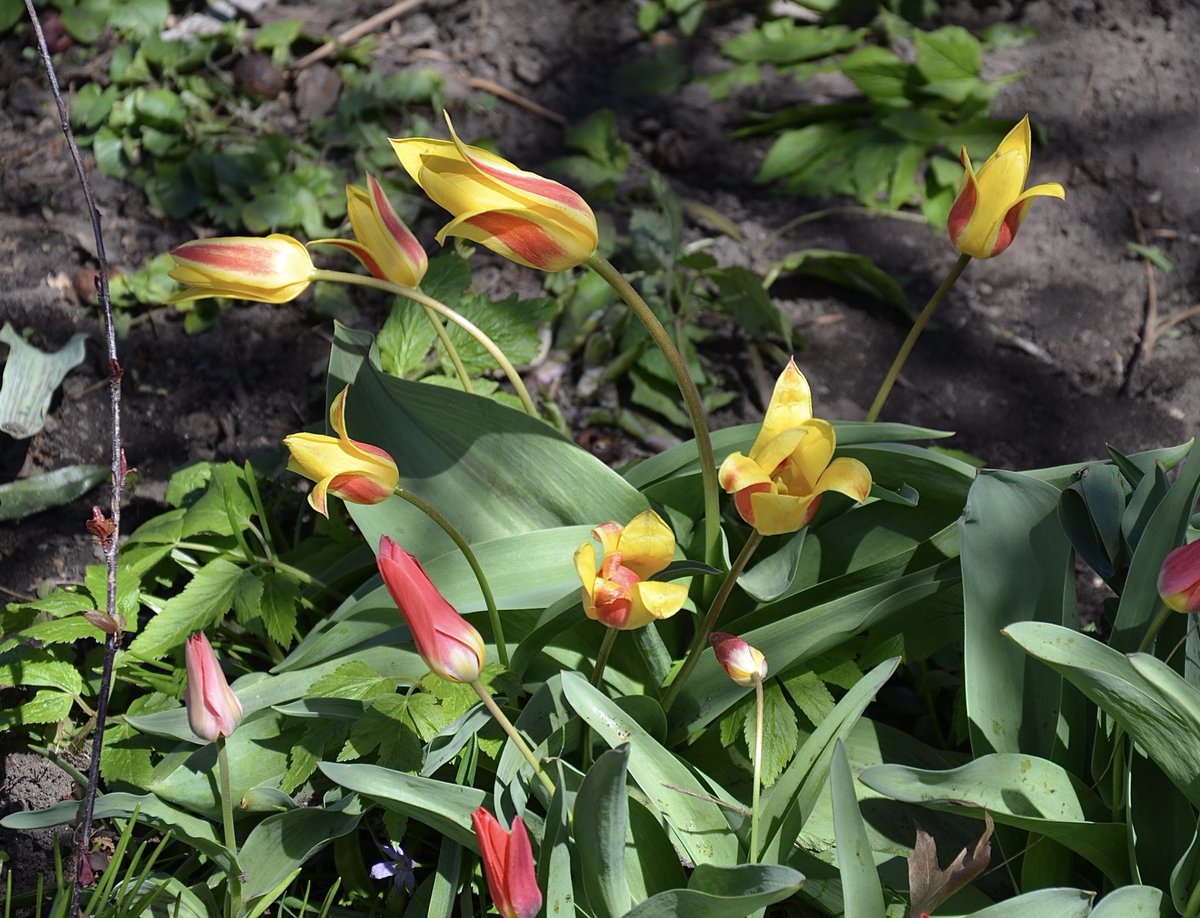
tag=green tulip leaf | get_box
[575,744,633,918]
[829,740,885,918]
[620,864,805,917]
[0,323,87,439]
[0,464,107,522]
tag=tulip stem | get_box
[865,253,971,423]
[587,254,721,570]
[661,531,764,713]
[1138,603,1173,654]
[750,674,764,864]
[395,486,508,668]
[216,736,242,917]
[419,303,475,395]
[590,626,618,688]
[471,680,555,796]
[312,270,538,417]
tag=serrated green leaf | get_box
[233,571,264,625]
[708,266,789,344]
[19,615,105,645]
[914,26,982,82]
[378,297,437,378]
[309,661,394,701]
[0,659,83,694]
[750,682,798,787]
[281,717,350,795]
[258,574,300,646]
[719,699,749,748]
[13,690,74,725]
[440,293,555,375]
[84,562,140,623]
[783,671,836,726]
[127,559,243,660]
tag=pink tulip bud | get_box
[471,807,543,918]
[184,632,243,742]
[377,536,486,682]
[710,632,767,686]
[1159,541,1200,613]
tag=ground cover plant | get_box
[3,1,1200,916]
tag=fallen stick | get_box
[291,0,425,71]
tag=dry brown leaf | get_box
[907,811,994,917]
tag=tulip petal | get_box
[992,114,1032,166]
[947,147,979,252]
[574,541,598,600]
[752,428,809,482]
[309,237,388,280]
[307,474,331,518]
[750,359,813,456]
[787,419,837,493]
[747,491,818,537]
[591,521,624,558]
[617,510,676,579]
[628,580,689,629]
[366,173,428,287]
[504,818,543,918]
[471,808,514,918]
[718,451,772,493]
[813,456,873,504]
[439,208,576,272]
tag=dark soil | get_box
[2,0,1199,897]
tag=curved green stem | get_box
[395,486,507,669]
[1137,603,1174,654]
[312,270,537,416]
[662,531,764,712]
[750,675,764,864]
[216,735,242,918]
[472,679,555,796]
[419,299,474,395]
[591,626,618,688]
[586,254,721,570]
[865,253,971,423]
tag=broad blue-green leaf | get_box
[829,740,884,918]
[0,464,107,521]
[1007,621,1200,809]
[621,864,805,917]
[942,887,1091,917]
[575,744,632,918]
[327,324,646,558]
[960,471,1078,761]
[1088,886,1161,916]
[759,658,900,865]
[860,753,1128,883]
[239,799,363,903]
[0,791,230,871]
[540,762,574,918]
[319,762,485,847]
[0,323,87,438]
[561,672,737,867]
[1111,442,1200,650]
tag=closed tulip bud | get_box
[471,807,542,918]
[947,115,1065,259]
[719,359,871,536]
[392,111,598,272]
[283,386,399,517]
[167,233,314,304]
[184,632,243,742]
[573,510,688,630]
[378,536,486,682]
[311,173,428,287]
[710,632,767,686]
[1159,541,1200,613]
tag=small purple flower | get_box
[370,840,416,893]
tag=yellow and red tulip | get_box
[311,173,428,287]
[573,510,688,630]
[710,632,767,686]
[184,632,243,743]
[1159,541,1200,613]
[391,112,598,272]
[947,115,1065,259]
[719,360,871,536]
[378,536,487,683]
[167,233,314,304]
[471,807,542,918]
[283,386,399,517]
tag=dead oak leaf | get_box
[907,811,993,917]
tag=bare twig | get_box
[464,77,566,125]
[23,3,124,912]
[1156,303,1200,337]
[291,0,425,71]
[1119,207,1159,395]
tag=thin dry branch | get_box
[291,0,425,70]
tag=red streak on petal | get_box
[946,181,976,246]
[175,242,277,276]
[368,174,427,267]
[990,199,1031,257]
[466,154,590,213]
[467,212,566,269]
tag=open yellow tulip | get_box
[391,112,598,272]
[719,360,871,536]
[947,115,1065,259]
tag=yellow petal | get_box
[591,522,623,558]
[718,451,772,494]
[747,491,817,536]
[787,419,836,493]
[1016,181,1066,203]
[627,580,689,629]
[813,457,873,504]
[574,541,597,601]
[749,359,813,458]
[750,428,808,482]
[989,114,1032,169]
[308,474,331,518]
[617,510,677,579]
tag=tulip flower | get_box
[471,807,542,918]
[391,112,598,272]
[311,173,428,287]
[1159,541,1200,613]
[710,632,767,686]
[167,233,315,303]
[947,115,1065,259]
[283,386,399,517]
[378,535,486,682]
[573,509,688,630]
[719,359,872,536]
[184,632,243,743]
